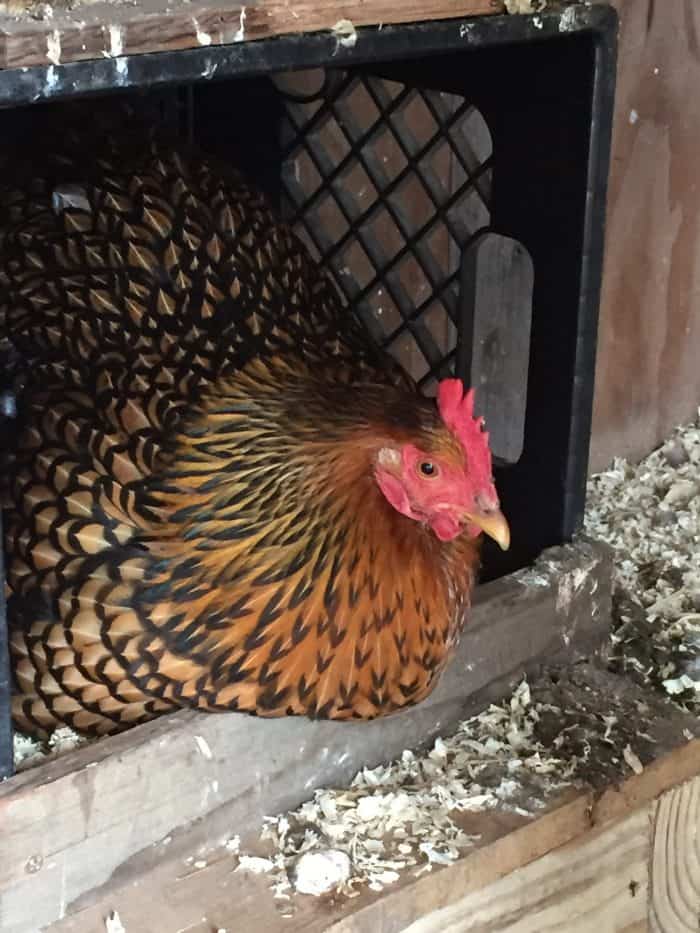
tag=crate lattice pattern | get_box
[277,70,493,391]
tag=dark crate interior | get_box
[0,10,617,779]
[278,69,491,393]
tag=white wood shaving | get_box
[233,6,245,42]
[663,674,698,695]
[234,680,579,898]
[12,732,47,769]
[46,28,61,65]
[504,0,546,13]
[13,725,86,771]
[292,849,352,895]
[332,19,357,49]
[105,910,126,933]
[48,726,86,753]
[235,855,275,874]
[622,744,644,775]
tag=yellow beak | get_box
[464,508,510,551]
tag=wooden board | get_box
[0,0,502,71]
[402,807,652,932]
[0,538,612,933]
[400,777,700,933]
[458,232,534,465]
[590,0,700,471]
[45,737,700,933]
[649,777,700,933]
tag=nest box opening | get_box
[0,9,617,789]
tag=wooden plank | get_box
[48,790,596,933]
[322,742,700,933]
[649,778,700,933]
[403,775,700,933]
[590,0,700,472]
[458,232,534,465]
[399,807,652,932]
[0,538,612,933]
[46,741,700,933]
[0,0,503,71]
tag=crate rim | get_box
[0,4,618,110]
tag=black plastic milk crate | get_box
[0,5,618,779]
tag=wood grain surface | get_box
[0,0,502,70]
[591,0,700,470]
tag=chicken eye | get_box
[419,461,438,477]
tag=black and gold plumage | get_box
[1,105,505,739]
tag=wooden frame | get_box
[0,0,502,70]
[0,538,612,932]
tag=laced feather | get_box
[2,110,479,738]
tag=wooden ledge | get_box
[0,538,612,932]
[47,738,700,932]
[0,0,502,71]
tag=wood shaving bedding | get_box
[585,408,700,713]
[232,679,580,899]
[231,661,698,901]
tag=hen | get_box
[0,109,508,739]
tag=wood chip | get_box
[622,744,644,775]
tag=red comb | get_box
[437,379,493,488]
